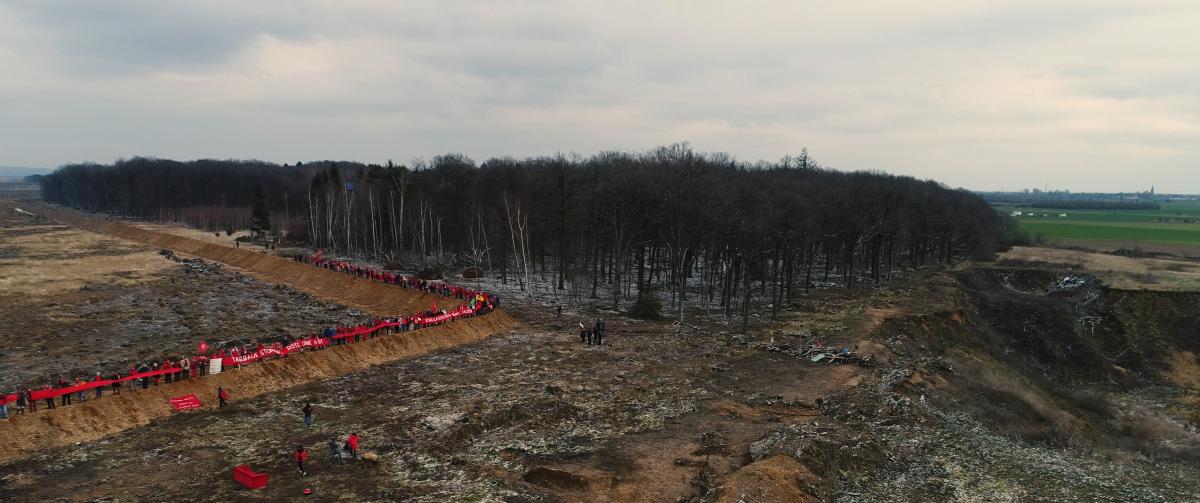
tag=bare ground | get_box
[0,203,364,389]
[5,202,1200,502]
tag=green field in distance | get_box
[992,201,1200,245]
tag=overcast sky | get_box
[1,1,1197,192]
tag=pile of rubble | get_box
[729,332,877,367]
[159,249,221,273]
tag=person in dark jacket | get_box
[303,402,314,428]
[58,377,71,406]
[329,438,342,462]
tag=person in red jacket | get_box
[293,446,309,475]
[346,433,360,459]
[218,387,229,407]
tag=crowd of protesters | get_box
[296,252,488,302]
[0,253,498,419]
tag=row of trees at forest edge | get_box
[39,144,1002,321]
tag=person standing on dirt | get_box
[27,388,37,412]
[218,387,229,407]
[328,438,342,462]
[346,433,360,459]
[139,363,151,389]
[112,373,122,395]
[594,326,604,346]
[303,402,314,428]
[75,376,87,403]
[44,384,55,409]
[294,446,309,476]
[58,377,70,406]
[94,373,104,399]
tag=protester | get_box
[44,384,55,409]
[294,446,309,476]
[218,387,229,407]
[16,390,27,415]
[58,377,71,406]
[346,433,360,459]
[75,376,87,403]
[139,363,151,389]
[94,373,104,399]
[303,402,314,428]
[112,373,122,395]
[328,438,342,462]
[0,395,8,418]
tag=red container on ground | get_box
[232,464,268,489]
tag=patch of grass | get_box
[1017,221,1200,244]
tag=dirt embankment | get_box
[0,311,517,463]
[0,203,520,464]
[22,203,445,316]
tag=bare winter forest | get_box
[38,145,1002,320]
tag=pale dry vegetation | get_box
[999,246,1200,291]
[0,206,172,296]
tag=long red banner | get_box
[2,259,492,407]
[3,309,483,406]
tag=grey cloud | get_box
[0,1,1198,192]
[5,2,309,72]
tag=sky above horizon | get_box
[1,1,1197,193]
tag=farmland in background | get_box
[993,200,1200,254]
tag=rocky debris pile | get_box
[159,249,221,273]
[729,332,877,367]
[1053,275,1089,291]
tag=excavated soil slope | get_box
[0,203,519,463]
[0,312,515,462]
[24,202,441,316]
